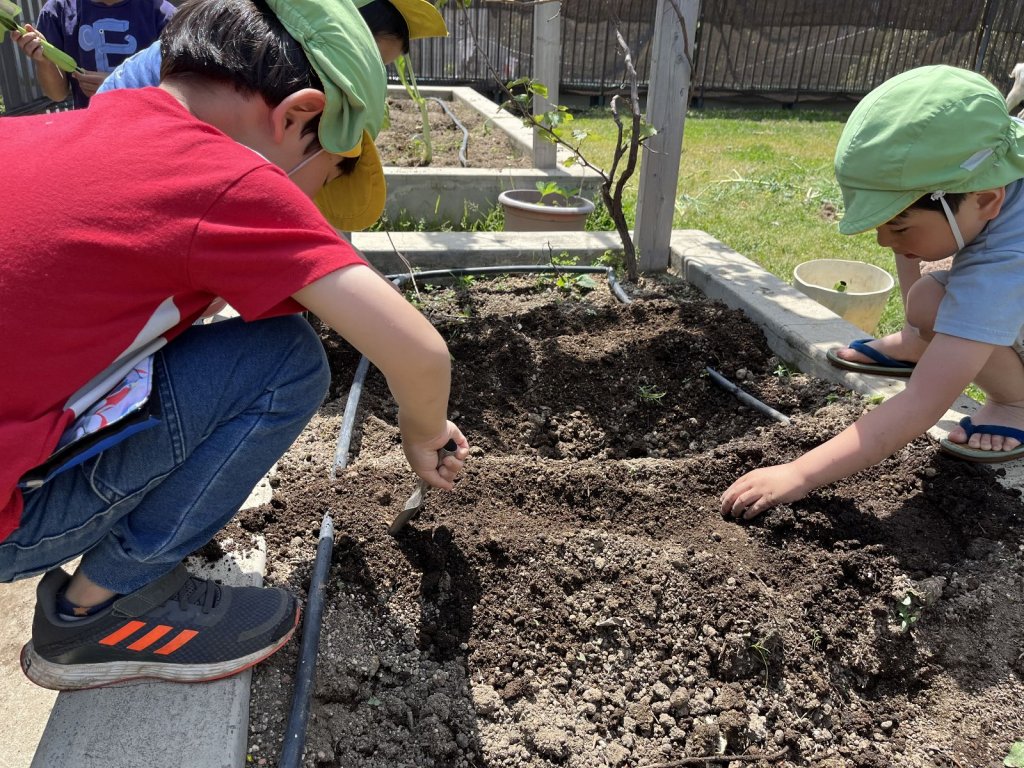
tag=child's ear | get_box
[269,89,326,145]
[975,187,1006,221]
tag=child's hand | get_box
[404,421,470,490]
[72,69,108,97]
[12,24,48,63]
[720,464,810,520]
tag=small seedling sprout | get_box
[895,593,922,633]
[637,384,667,404]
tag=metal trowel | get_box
[389,439,458,535]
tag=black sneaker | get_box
[21,563,299,690]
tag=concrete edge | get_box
[351,229,625,275]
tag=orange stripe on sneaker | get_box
[99,620,146,646]
[154,629,198,655]
[127,624,173,651]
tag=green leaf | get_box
[1005,742,1024,767]
[576,274,597,290]
[41,40,78,72]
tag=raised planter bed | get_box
[235,231,1024,768]
[378,86,601,227]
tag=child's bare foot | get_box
[826,329,925,377]
[944,400,1024,453]
[832,329,923,366]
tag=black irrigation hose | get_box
[331,265,631,478]
[279,513,335,768]
[427,97,469,167]
[705,367,791,425]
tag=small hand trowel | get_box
[389,439,458,535]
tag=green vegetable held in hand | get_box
[833,280,848,293]
[0,0,80,72]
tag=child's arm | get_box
[293,264,469,486]
[720,333,995,519]
[11,25,69,102]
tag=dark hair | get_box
[901,191,967,217]
[159,0,396,161]
[160,0,328,148]
[359,0,410,54]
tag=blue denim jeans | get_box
[0,315,329,594]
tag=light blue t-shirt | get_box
[95,39,161,95]
[934,179,1024,346]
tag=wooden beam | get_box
[532,1,561,169]
[634,0,698,272]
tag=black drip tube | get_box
[427,97,470,167]
[705,367,791,425]
[278,513,335,768]
[331,265,631,474]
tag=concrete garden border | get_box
[381,85,602,226]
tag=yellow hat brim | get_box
[389,0,448,39]
[314,131,387,232]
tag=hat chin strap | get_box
[930,190,965,251]
[287,148,326,177]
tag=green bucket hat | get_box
[266,0,387,155]
[835,65,1024,235]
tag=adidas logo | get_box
[99,621,198,655]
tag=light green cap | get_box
[266,0,387,154]
[835,65,1024,235]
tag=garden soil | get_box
[376,96,532,169]
[229,274,1024,768]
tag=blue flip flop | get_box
[825,338,916,378]
[939,416,1024,463]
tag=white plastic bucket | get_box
[792,259,894,333]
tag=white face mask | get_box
[286,148,325,178]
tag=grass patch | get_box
[557,106,905,337]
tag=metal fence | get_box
[3,0,1024,114]
[693,0,1024,101]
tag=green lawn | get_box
[561,107,905,336]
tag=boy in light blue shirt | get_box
[723,65,1024,519]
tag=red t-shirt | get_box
[0,87,366,540]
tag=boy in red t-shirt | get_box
[0,0,468,691]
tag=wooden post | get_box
[634,0,698,272]
[532,1,561,169]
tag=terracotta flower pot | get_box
[498,189,595,232]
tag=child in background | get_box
[11,0,174,107]
[96,0,448,94]
[722,65,1024,520]
[1,0,468,691]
